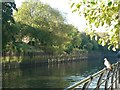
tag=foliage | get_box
[66,28,82,53]
[70,0,120,51]
[80,33,99,51]
[2,1,18,52]
[14,0,73,54]
[2,0,110,57]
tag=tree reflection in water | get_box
[3,57,116,88]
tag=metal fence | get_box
[65,61,120,90]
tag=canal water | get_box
[2,55,117,89]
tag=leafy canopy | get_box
[14,0,76,54]
[70,0,120,51]
[2,1,18,51]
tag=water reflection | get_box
[3,57,117,88]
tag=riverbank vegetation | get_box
[2,0,119,66]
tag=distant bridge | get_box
[65,61,120,90]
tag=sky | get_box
[14,0,105,32]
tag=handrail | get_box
[65,61,120,90]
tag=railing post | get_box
[82,76,93,90]
[115,70,117,88]
[95,72,105,90]
[115,62,119,89]
[110,65,116,90]
[118,62,120,84]
[105,70,111,90]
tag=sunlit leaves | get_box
[70,0,120,51]
[76,3,81,8]
[95,35,98,41]
[14,0,79,54]
[108,1,112,6]
[70,3,75,8]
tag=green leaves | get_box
[70,3,75,8]
[72,9,77,13]
[70,0,120,51]
[2,2,18,51]
[108,1,112,6]
[76,3,81,8]
[91,2,95,5]
[14,0,79,54]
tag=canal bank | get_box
[1,51,116,69]
[2,53,88,69]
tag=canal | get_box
[2,55,117,88]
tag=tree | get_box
[14,0,73,54]
[2,1,17,52]
[70,0,120,51]
[66,26,82,53]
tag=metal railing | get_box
[65,61,120,90]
